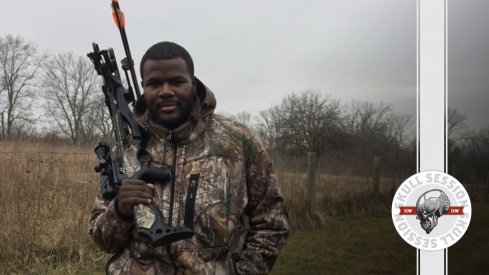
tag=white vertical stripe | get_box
[417,0,447,274]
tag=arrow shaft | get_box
[111,0,141,98]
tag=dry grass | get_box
[0,141,401,273]
[280,172,400,229]
[0,141,107,274]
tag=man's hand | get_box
[117,179,155,217]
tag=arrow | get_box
[110,0,141,98]
[112,0,126,29]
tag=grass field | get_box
[448,202,489,275]
[0,141,487,274]
[273,202,489,275]
[272,217,415,275]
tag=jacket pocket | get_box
[193,200,237,248]
[186,156,244,249]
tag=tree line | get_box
[225,92,416,177]
[0,34,110,145]
[0,33,417,177]
[448,108,489,185]
[2,33,486,180]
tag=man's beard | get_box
[148,96,196,130]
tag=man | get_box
[90,41,289,274]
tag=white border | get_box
[417,0,447,274]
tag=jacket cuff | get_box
[107,199,134,231]
[112,199,134,223]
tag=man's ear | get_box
[134,93,147,115]
[192,77,197,93]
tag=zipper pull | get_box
[166,130,173,142]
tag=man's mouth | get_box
[158,102,179,113]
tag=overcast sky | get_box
[0,1,486,129]
[448,0,489,131]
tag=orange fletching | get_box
[112,9,126,29]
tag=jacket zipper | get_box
[165,130,178,274]
[167,131,177,226]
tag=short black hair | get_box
[140,41,194,79]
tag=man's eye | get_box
[170,79,186,85]
[145,80,160,87]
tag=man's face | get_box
[142,58,195,129]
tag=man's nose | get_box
[158,83,174,97]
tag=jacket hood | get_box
[133,77,216,143]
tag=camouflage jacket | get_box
[89,78,289,275]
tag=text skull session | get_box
[392,171,471,251]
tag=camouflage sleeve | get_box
[235,131,289,274]
[89,193,134,254]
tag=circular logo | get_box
[391,171,471,251]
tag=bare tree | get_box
[258,90,342,157]
[257,105,287,152]
[87,95,113,142]
[391,113,413,148]
[42,52,101,145]
[449,126,489,183]
[220,110,254,129]
[447,107,467,139]
[256,92,415,176]
[285,90,342,155]
[341,100,414,175]
[342,101,409,152]
[0,34,45,138]
[447,107,468,164]
[232,111,252,127]
[463,128,489,163]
